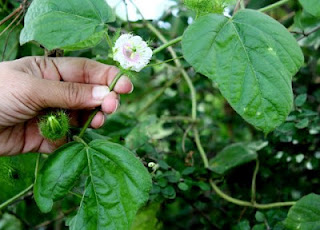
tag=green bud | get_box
[184,0,228,16]
[38,110,69,141]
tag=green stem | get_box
[105,32,113,50]
[0,184,33,210]
[210,180,296,209]
[193,128,209,168]
[153,36,182,55]
[258,0,291,12]
[251,159,259,203]
[78,71,123,138]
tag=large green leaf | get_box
[182,9,304,133]
[299,0,320,17]
[284,193,320,230]
[209,142,264,175]
[69,140,152,230]
[0,154,37,203]
[34,139,151,229]
[34,142,87,213]
[20,0,115,51]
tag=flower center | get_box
[122,43,140,62]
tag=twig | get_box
[297,25,320,41]
[0,9,22,38]
[2,10,24,61]
[34,207,77,229]
[0,4,22,27]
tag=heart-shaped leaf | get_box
[20,0,115,51]
[284,193,320,230]
[182,9,304,133]
[34,139,151,230]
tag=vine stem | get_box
[251,159,259,203]
[258,0,291,12]
[0,184,33,210]
[209,180,296,209]
[78,71,123,138]
[153,36,182,55]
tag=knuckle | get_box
[65,82,82,107]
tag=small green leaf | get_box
[161,186,176,199]
[296,118,309,129]
[284,193,320,230]
[299,0,320,17]
[20,0,115,50]
[255,211,265,222]
[233,220,251,230]
[0,154,37,203]
[182,10,304,133]
[209,143,257,175]
[34,142,87,213]
[69,140,152,230]
[295,93,307,107]
[178,182,189,191]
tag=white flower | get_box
[113,34,152,72]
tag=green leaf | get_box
[182,9,304,133]
[295,93,307,107]
[34,142,87,213]
[20,0,115,51]
[284,193,320,230]
[0,154,37,203]
[299,0,320,17]
[0,213,22,230]
[295,118,309,129]
[255,211,265,222]
[69,140,152,230]
[0,24,20,61]
[209,143,258,175]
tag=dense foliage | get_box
[1,0,320,229]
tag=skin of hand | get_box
[0,57,133,156]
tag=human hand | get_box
[0,57,133,156]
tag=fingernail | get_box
[92,86,110,101]
[100,114,105,127]
[129,84,134,94]
[114,99,120,112]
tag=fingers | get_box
[17,57,134,95]
[91,111,105,129]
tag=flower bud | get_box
[39,110,69,141]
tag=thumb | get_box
[35,79,110,109]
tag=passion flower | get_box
[113,34,152,72]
